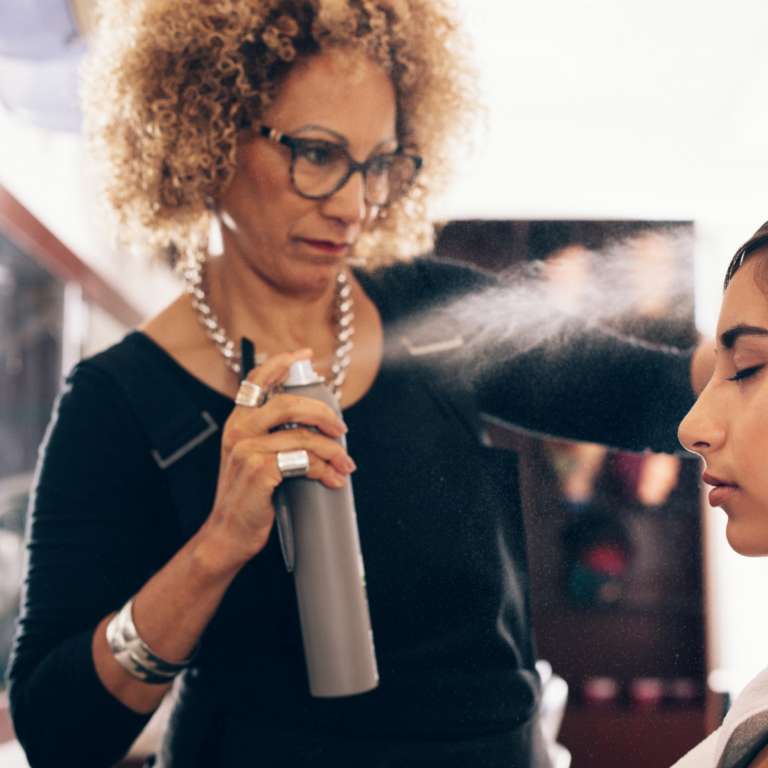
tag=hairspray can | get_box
[274,359,378,698]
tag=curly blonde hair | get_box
[82,0,477,268]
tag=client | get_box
[677,221,768,768]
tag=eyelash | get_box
[728,365,764,382]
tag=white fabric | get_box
[672,666,768,768]
[673,730,720,768]
[0,740,31,768]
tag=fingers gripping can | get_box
[275,360,379,698]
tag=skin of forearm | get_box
[91,521,258,714]
[89,351,348,714]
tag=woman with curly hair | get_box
[7,1,708,766]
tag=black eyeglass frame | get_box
[258,125,423,207]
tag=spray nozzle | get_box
[284,359,324,387]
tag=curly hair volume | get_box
[82,0,477,268]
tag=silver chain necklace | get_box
[182,256,355,397]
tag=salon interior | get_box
[1,1,768,766]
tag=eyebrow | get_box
[294,124,349,145]
[720,324,768,349]
[293,124,398,152]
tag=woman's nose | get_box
[678,384,725,456]
[322,171,369,225]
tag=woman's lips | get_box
[301,239,349,255]
[703,473,738,508]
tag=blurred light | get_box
[0,0,80,59]
[0,50,83,132]
[708,668,733,694]
[0,0,85,131]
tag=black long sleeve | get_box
[358,257,696,454]
[7,365,166,768]
[475,324,695,454]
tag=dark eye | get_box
[296,142,340,167]
[728,365,764,382]
[368,154,395,176]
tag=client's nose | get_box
[678,383,724,456]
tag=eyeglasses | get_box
[259,125,423,207]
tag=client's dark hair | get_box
[724,221,768,290]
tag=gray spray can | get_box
[274,359,379,698]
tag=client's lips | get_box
[702,472,738,508]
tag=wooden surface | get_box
[0,184,142,327]
[534,609,705,682]
[559,707,706,768]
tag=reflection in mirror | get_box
[0,231,65,676]
[0,221,132,768]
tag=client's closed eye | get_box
[727,365,764,382]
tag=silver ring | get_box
[235,380,266,408]
[277,450,310,479]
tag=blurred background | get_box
[1,1,768,766]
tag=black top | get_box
[8,258,696,768]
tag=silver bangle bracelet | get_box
[106,597,198,684]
